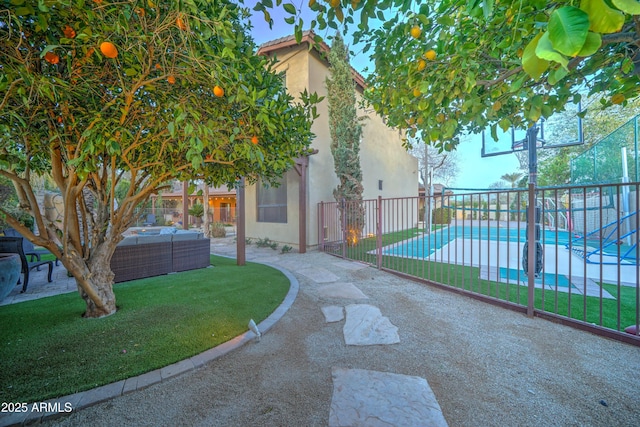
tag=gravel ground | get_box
[45,241,640,427]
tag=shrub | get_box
[255,237,270,247]
[281,245,293,254]
[210,222,226,238]
[255,237,279,250]
[188,203,204,218]
[432,207,452,225]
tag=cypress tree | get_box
[327,34,365,245]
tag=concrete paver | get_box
[343,304,401,346]
[321,305,344,322]
[329,367,448,427]
[317,282,369,299]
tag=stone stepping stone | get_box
[343,304,399,346]
[296,266,340,283]
[329,367,448,427]
[331,260,367,270]
[322,306,344,323]
[318,283,368,299]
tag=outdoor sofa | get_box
[110,228,210,283]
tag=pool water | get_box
[382,225,573,259]
[499,267,573,288]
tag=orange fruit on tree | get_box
[100,41,118,58]
[167,75,176,84]
[425,49,436,60]
[251,136,259,145]
[176,17,187,30]
[492,100,502,111]
[155,63,162,70]
[213,85,224,97]
[62,25,76,39]
[410,25,421,39]
[417,59,427,71]
[44,51,60,64]
[611,94,625,105]
[413,87,421,97]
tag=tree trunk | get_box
[65,243,118,318]
[202,185,211,238]
[78,275,117,318]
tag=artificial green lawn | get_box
[332,228,638,332]
[0,255,289,403]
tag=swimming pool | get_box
[382,225,573,259]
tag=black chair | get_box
[0,237,53,292]
[2,228,59,265]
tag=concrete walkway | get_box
[1,236,639,426]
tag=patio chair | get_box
[0,237,53,292]
[2,228,59,265]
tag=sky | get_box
[244,2,523,190]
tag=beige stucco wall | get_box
[357,95,419,201]
[244,45,308,244]
[245,43,418,249]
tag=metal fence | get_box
[318,183,640,346]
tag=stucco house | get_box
[240,32,418,251]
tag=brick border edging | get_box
[0,262,299,427]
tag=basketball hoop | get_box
[479,100,584,278]
[481,101,584,158]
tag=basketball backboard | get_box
[481,101,583,158]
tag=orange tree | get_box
[274,0,640,151]
[0,0,319,318]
